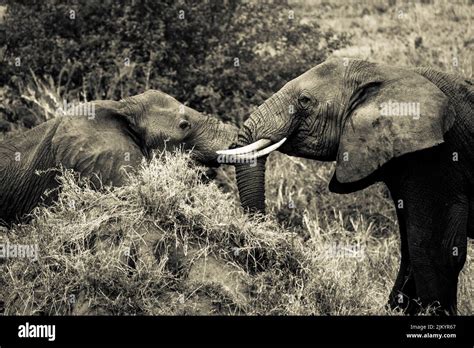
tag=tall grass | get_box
[300,1,473,78]
[1,152,307,315]
[1,152,471,315]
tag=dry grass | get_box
[296,0,473,77]
[1,151,470,315]
[0,152,308,315]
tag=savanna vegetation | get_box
[0,0,472,315]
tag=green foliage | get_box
[0,0,348,127]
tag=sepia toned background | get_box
[0,0,472,315]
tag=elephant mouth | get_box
[216,137,287,160]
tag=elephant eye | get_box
[298,94,312,108]
[179,120,191,130]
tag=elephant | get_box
[218,58,473,315]
[0,90,237,225]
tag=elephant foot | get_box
[388,283,458,316]
[387,269,419,315]
[387,291,420,315]
[387,285,454,315]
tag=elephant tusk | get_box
[232,137,287,160]
[216,138,272,155]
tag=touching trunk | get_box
[234,89,293,213]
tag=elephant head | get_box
[55,89,238,180]
[115,89,238,166]
[220,58,453,212]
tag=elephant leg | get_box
[435,201,467,314]
[384,153,468,315]
[386,191,418,314]
[407,198,468,315]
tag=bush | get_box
[0,0,349,128]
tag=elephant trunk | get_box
[191,116,239,165]
[235,157,267,213]
[232,89,293,213]
[234,111,267,212]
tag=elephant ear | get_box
[332,73,454,186]
[52,101,145,186]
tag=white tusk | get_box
[233,137,287,160]
[216,139,272,155]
